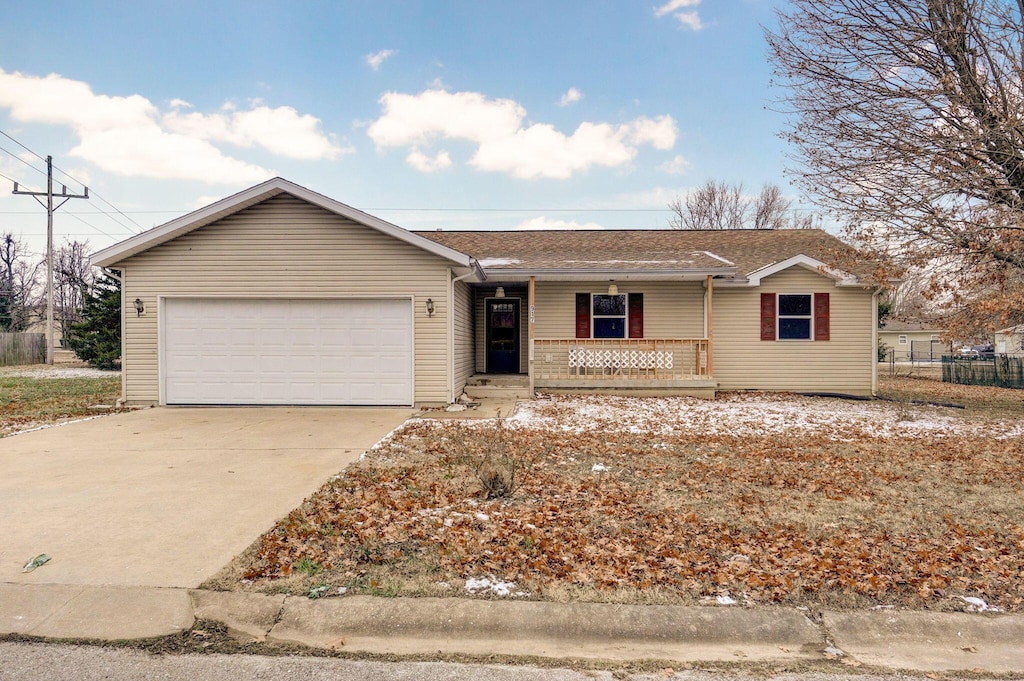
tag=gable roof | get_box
[419,228,860,283]
[91,177,474,269]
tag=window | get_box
[576,292,644,339]
[778,294,812,340]
[592,294,626,338]
[898,334,908,345]
[760,292,829,341]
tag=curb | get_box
[3,583,1024,672]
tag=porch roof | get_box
[418,228,859,281]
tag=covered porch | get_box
[464,275,718,397]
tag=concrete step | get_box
[463,384,533,400]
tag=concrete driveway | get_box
[0,407,412,588]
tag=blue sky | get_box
[0,0,794,259]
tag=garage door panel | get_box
[163,298,413,405]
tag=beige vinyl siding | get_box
[473,285,529,374]
[713,268,874,395]
[117,194,452,405]
[533,281,705,338]
[453,279,475,395]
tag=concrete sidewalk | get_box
[3,583,1023,673]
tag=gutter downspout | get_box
[449,267,480,404]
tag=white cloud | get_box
[653,0,700,17]
[365,49,396,71]
[0,68,342,184]
[658,154,691,175]
[672,12,704,30]
[163,105,348,160]
[367,89,678,180]
[654,0,704,31]
[405,149,452,172]
[559,87,583,107]
[512,216,606,230]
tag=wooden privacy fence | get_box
[0,332,46,366]
[942,355,1024,390]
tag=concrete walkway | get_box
[0,407,412,588]
[2,585,1023,673]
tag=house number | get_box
[529,305,535,323]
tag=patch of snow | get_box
[477,258,521,267]
[823,645,845,658]
[504,393,1024,441]
[475,512,490,522]
[464,576,528,598]
[0,366,120,379]
[591,463,609,473]
[716,595,737,605]
[959,596,1004,612]
[336,586,348,594]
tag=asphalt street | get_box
[0,643,983,681]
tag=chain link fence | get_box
[942,355,1024,389]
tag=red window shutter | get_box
[575,293,591,338]
[814,292,830,341]
[628,293,644,338]
[760,293,776,341]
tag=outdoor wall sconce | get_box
[607,282,618,296]
[133,298,145,316]
[425,298,435,317]
[494,286,506,298]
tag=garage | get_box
[161,298,413,406]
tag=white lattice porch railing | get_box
[533,338,711,381]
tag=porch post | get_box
[706,275,714,376]
[528,276,536,396]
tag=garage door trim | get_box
[157,295,416,406]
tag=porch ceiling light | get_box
[495,286,506,298]
[133,298,144,316]
[425,298,435,317]
[607,283,618,296]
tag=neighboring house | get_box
[995,324,1024,356]
[877,319,947,362]
[91,178,879,407]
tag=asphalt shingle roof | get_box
[418,228,855,277]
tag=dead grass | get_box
[0,374,122,436]
[211,388,1024,613]
[877,373,1024,418]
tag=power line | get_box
[0,128,47,164]
[50,161,144,233]
[0,143,48,178]
[0,128,144,234]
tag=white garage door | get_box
[162,298,413,405]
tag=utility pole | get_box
[12,156,88,364]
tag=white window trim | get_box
[898,334,908,345]
[591,292,628,339]
[777,292,814,341]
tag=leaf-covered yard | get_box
[215,377,1024,612]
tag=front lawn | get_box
[212,378,1024,612]
[0,370,122,436]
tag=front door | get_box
[486,299,520,373]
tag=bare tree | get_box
[766,0,1024,337]
[669,180,814,230]
[52,240,93,341]
[0,233,41,332]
